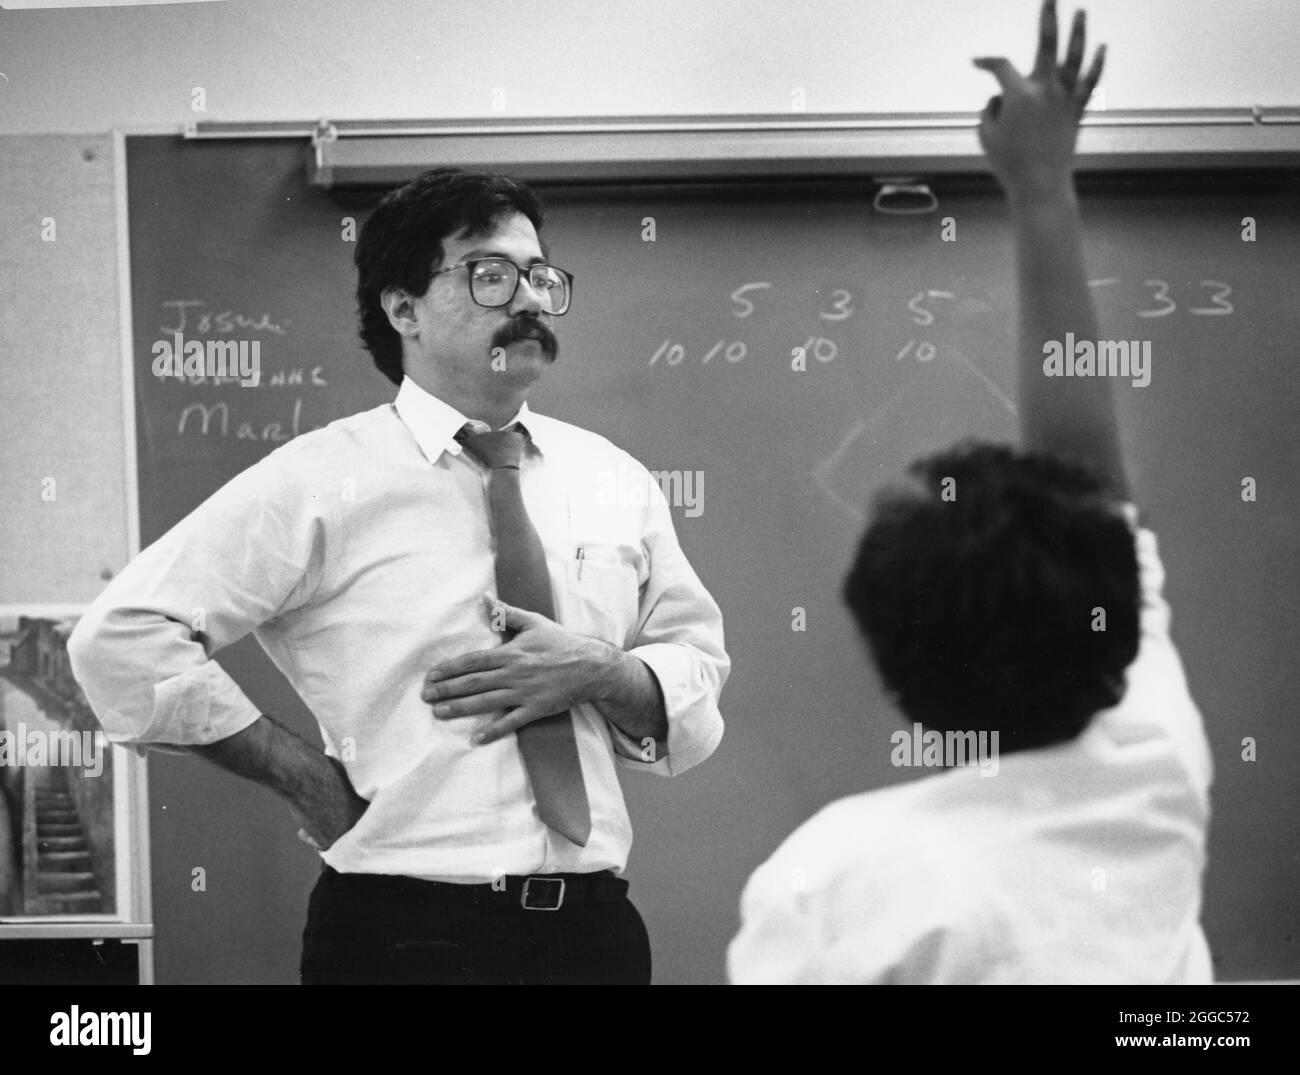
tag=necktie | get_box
[458,425,592,847]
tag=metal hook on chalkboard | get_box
[312,118,339,146]
[312,119,339,188]
[873,177,938,215]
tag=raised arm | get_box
[975,0,1129,500]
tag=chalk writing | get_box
[164,366,327,389]
[896,339,937,363]
[159,300,289,335]
[1089,278,1235,318]
[730,282,773,319]
[649,339,747,366]
[801,336,838,363]
[176,397,309,442]
[818,289,854,321]
[647,275,1237,372]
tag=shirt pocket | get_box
[564,541,642,646]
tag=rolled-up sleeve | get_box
[607,482,728,777]
[67,452,325,754]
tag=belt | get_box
[321,865,628,911]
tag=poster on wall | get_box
[0,607,137,922]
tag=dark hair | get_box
[842,441,1140,753]
[354,167,545,386]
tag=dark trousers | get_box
[300,866,652,985]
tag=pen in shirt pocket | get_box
[576,543,585,580]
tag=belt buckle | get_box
[520,876,565,911]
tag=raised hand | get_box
[974,0,1105,197]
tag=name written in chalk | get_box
[157,298,329,441]
[159,299,290,336]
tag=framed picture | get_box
[0,605,147,925]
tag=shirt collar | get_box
[392,376,546,462]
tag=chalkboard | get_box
[127,135,1300,984]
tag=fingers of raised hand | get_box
[1046,5,1105,116]
[1078,42,1106,114]
[973,56,1028,95]
[1032,0,1061,81]
[1060,8,1086,88]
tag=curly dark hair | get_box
[842,441,1141,754]
[354,167,545,386]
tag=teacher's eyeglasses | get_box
[427,257,574,316]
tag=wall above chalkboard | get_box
[184,109,1300,187]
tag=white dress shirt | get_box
[728,513,1213,984]
[69,376,728,881]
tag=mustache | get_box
[492,317,558,359]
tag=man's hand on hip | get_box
[288,754,369,851]
[188,714,369,852]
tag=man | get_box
[69,167,729,985]
[729,1,1212,984]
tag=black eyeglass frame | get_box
[426,257,575,315]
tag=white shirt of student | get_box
[728,514,1213,984]
[69,376,728,881]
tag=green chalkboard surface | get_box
[127,135,1299,984]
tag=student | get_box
[69,168,729,985]
[728,1,1213,984]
